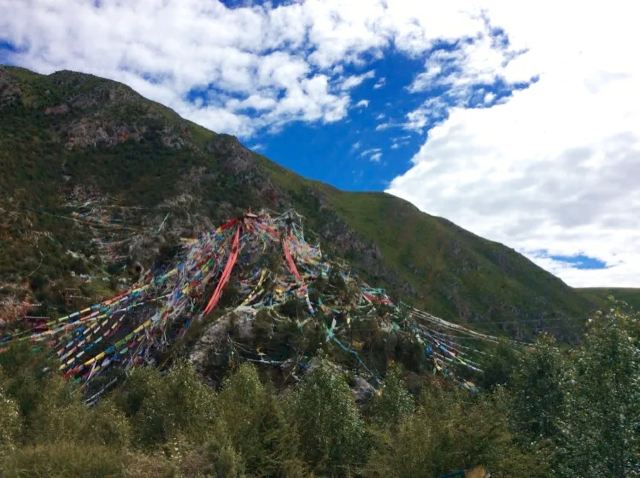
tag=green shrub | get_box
[1,442,126,478]
[365,387,543,477]
[217,363,307,476]
[509,335,567,442]
[367,363,414,427]
[117,362,216,447]
[290,361,365,476]
[0,342,57,427]
[555,305,640,477]
[87,399,132,448]
[0,379,21,457]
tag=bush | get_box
[290,361,366,476]
[216,363,307,477]
[26,372,96,445]
[117,362,216,447]
[1,442,127,478]
[87,399,132,448]
[365,387,544,477]
[478,338,519,390]
[367,363,414,428]
[0,342,57,429]
[509,335,566,442]
[0,380,21,457]
[555,305,640,476]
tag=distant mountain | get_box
[578,288,640,311]
[0,65,609,339]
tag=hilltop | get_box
[0,65,610,339]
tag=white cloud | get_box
[355,99,369,108]
[340,70,375,91]
[360,147,382,162]
[373,77,386,89]
[390,136,411,150]
[388,0,640,287]
[404,97,451,132]
[248,142,265,151]
[375,122,393,131]
[369,151,382,162]
[0,0,491,137]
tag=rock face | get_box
[188,313,233,375]
[44,103,70,115]
[65,119,146,149]
[352,376,376,403]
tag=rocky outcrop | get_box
[65,119,146,149]
[44,103,70,115]
[189,307,257,374]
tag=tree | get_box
[509,334,567,442]
[365,386,544,477]
[556,305,640,477]
[0,342,57,435]
[117,362,216,447]
[290,361,365,476]
[367,363,414,428]
[216,363,308,477]
[478,338,520,390]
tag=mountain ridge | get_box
[0,65,621,339]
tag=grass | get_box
[578,288,640,310]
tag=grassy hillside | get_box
[578,288,640,310]
[0,65,605,338]
[323,192,593,337]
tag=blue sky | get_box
[238,39,533,192]
[549,254,607,271]
[249,52,426,191]
[1,0,639,287]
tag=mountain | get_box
[0,65,604,339]
[578,288,640,310]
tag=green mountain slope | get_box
[578,288,640,310]
[0,65,604,338]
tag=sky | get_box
[0,0,638,288]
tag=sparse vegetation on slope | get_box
[0,65,611,339]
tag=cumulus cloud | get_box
[340,70,375,91]
[375,122,397,131]
[388,0,640,287]
[0,0,491,136]
[403,17,535,132]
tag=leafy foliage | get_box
[2,303,639,477]
[367,363,414,427]
[216,363,308,477]
[290,360,366,476]
[555,304,640,476]
[509,334,567,442]
[116,361,217,447]
[0,377,21,457]
[366,386,544,478]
